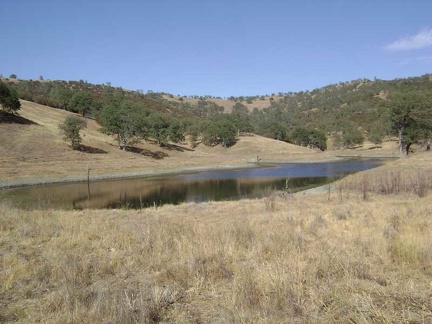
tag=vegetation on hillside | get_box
[0,81,21,113]
[2,74,432,154]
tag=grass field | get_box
[1,155,432,322]
[1,101,431,323]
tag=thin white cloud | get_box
[397,56,432,65]
[385,28,432,51]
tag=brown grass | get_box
[1,100,403,188]
[1,100,319,187]
[336,150,432,201]
[162,95,275,113]
[2,100,432,322]
[2,154,432,322]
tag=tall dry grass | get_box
[337,164,432,201]
[1,179,432,323]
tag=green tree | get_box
[332,133,342,150]
[186,122,201,148]
[368,122,386,148]
[9,74,17,79]
[16,80,33,101]
[290,127,327,151]
[99,101,145,150]
[0,81,21,113]
[389,92,432,156]
[202,119,237,147]
[229,110,253,135]
[68,91,94,116]
[147,113,184,147]
[232,102,248,114]
[58,116,87,150]
[49,86,73,110]
[338,121,364,149]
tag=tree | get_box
[229,110,253,135]
[202,119,237,147]
[147,113,184,147]
[389,92,432,156]
[338,121,364,149]
[49,86,73,110]
[186,122,201,148]
[99,101,145,151]
[68,91,94,116]
[0,81,21,113]
[59,116,87,150]
[368,122,386,148]
[9,74,17,79]
[290,127,327,151]
[232,102,248,114]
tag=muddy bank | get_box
[0,163,254,189]
[1,155,396,190]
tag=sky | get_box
[1,0,432,97]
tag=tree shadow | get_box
[144,139,195,152]
[78,145,108,154]
[162,143,195,152]
[0,111,38,125]
[126,146,169,159]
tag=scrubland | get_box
[1,152,432,323]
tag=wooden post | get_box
[87,165,91,199]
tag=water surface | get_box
[1,159,384,209]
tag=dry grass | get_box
[2,101,432,322]
[2,166,432,322]
[162,95,275,113]
[1,100,405,188]
[336,151,432,201]
[1,100,317,187]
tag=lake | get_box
[1,158,385,209]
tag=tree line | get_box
[2,75,432,156]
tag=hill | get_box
[0,100,321,187]
[2,74,431,148]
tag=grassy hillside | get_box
[162,94,274,113]
[0,100,321,187]
[4,73,432,134]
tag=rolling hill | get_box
[1,100,323,187]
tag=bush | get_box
[59,116,87,150]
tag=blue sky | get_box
[1,0,432,97]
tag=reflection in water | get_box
[1,159,385,209]
[103,177,330,209]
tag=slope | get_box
[0,101,319,187]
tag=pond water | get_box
[1,159,385,209]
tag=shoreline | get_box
[0,155,395,190]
